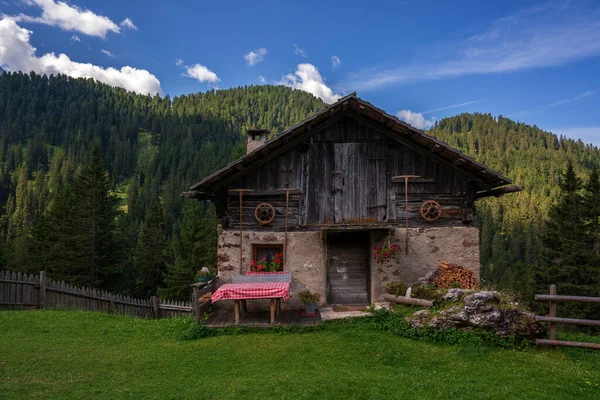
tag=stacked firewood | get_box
[432,262,478,289]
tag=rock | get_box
[463,291,500,312]
[373,302,393,312]
[443,288,472,302]
[414,309,428,317]
[406,290,545,338]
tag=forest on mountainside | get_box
[0,71,324,299]
[430,114,600,302]
[0,71,598,306]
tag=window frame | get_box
[252,244,284,270]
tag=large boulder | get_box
[406,290,545,338]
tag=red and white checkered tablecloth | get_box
[244,271,288,276]
[211,283,291,302]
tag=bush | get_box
[411,284,444,303]
[385,281,408,297]
[297,290,320,304]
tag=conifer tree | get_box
[159,201,217,300]
[537,161,599,318]
[134,201,167,297]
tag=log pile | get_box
[432,262,478,289]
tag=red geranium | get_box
[373,243,401,264]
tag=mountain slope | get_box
[430,113,600,289]
[0,71,598,298]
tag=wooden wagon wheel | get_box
[255,203,276,225]
[420,200,442,222]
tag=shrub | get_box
[297,290,320,304]
[411,284,444,303]
[385,281,408,297]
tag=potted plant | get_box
[250,253,283,272]
[372,243,401,264]
[298,290,321,316]
[196,267,216,282]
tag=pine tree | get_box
[34,143,121,288]
[134,201,167,297]
[159,201,217,300]
[537,161,599,318]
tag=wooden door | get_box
[327,232,370,305]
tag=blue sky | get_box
[1,0,599,145]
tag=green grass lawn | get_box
[1,310,599,399]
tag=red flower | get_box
[250,260,255,267]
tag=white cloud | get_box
[331,55,341,69]
[0,17,162,95]
[101,49,114,58]
[551,126,600,147]
[70,34,79,43]
[511,91,595,115]
[175,58,183,66]
[278,63,341,104]
[184,63,219,83]
[293,44,307,58]
[339,3,600,91]
[13,0,121,38]
[396,110,436,130]
[258,75,266,84]
[119,17,137,31]
[244,48,267,66]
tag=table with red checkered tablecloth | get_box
[211,282,290,324]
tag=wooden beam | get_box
[429,144,443,153]
[536,339,600,350]
[536,315,600,327]
[475,185,524,199]
[383,293,434,307]
[452,158,468,166]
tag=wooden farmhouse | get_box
[187,94,521,308]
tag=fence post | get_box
[151,296,159,319]
[192,285,200,324]
[549,284,557,346]
[108,293,114,314]
[39,271,47,309]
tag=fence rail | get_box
[534,284,600,350]
[0,270,215,320]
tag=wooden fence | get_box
[0,270,215,320]
[534,284,600,350]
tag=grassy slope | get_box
[0,311,599,400]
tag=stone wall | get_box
[216,225,479,308]
[216,227,326,310]
[369,227,480,302]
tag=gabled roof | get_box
[190,93,515,195]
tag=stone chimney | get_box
[246,129,269,153]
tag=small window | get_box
[252,244,284,272]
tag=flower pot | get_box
[303,302,317,314]
[196,274,216,282]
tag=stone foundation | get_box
[216,226,479,308]
[217,227,326,310]
[369,227,479,302]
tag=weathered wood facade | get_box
[188,94,521,306]
[205,116,495,230]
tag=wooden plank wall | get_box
[224,116,474,229]
[228,193,301,230]
[0,270,195,319]
[395,194,468,227]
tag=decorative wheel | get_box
[420,200,442,222]
[255,203,276,225]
